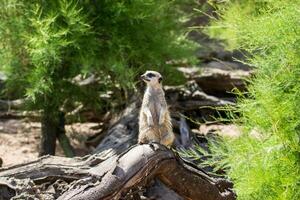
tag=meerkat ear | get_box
[158,77,163,83]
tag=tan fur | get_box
[138,71,175,147]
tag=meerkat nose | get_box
[140,75,147,81]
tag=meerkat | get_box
[138,70,175,147]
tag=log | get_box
[164,80,235,111]
[177,65,252,96]
[0,99,25,111]
[0,144,236,200]
[93,101,139,159]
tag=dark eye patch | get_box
[147,73,156,78]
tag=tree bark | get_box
[39,109,75,157]
[94,101,139,159]
[39,109,58,156]
[56,112,75,157]
[0,144,236,200]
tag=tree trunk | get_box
[39,108,75,157]
[56,112,75,157]
[39,109,58,156]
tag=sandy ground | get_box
[0,119,102,167]
[0,118,243,167]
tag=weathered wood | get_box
[179,115,191,148]
[93,102,139,159]
[0,144,235,200]
[0,99,24,111]
[164,81,235,112]
[177,65,252,96]
[145,179,184,200]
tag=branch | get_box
[0,144,235,200]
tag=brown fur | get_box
[138,71,175,147]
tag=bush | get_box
[0,0,195,155]
[0,0,195,104]
[202,0,300,199]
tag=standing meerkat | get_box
[138,70,175,147]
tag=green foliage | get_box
[0,0,195,112]
[0,0,31,98]
[200,0,300,199]
[26,1,95,107]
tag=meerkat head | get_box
[140,70,163,87]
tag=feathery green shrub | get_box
[0,0,195,155]
[0,0,194,104]
[202,0,300,199]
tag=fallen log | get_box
[0,99,25,111]
[93,101,139,159]
[177,65,252,96]
[0,143,235,200]
[164,80,235,111]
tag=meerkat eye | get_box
[158,77,163,83]
[147,73,155,78]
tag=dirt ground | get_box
[0,119,102,167]
[0,117,243,167]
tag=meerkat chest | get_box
[148,94,162,123]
